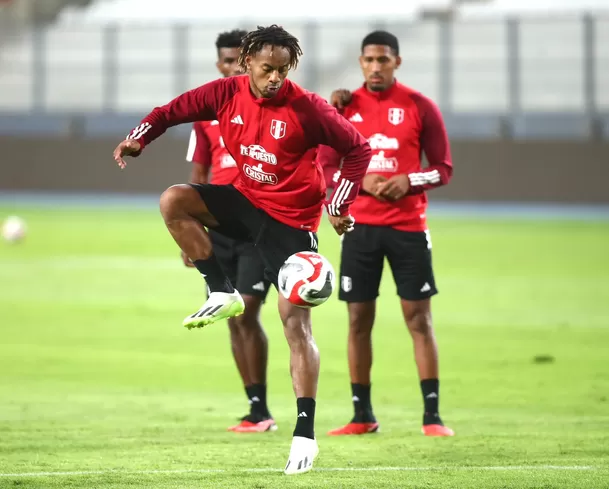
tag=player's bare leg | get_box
[279,295,319,475]
[347,301,375,385]
[401,298,454,436]
[328,301,379,435]
[239,296,268,386]
[228,295,276,433]
[159,184,244,327]
[228,316,252,387]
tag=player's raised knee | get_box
[159,184,197,218]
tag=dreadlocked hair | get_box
[238,25,303,71]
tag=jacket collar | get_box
[360,79,399,101]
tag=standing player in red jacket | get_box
[113,25,371,475]
[319,31,455,437]
[184,29,275,434]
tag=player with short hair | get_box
[113,25,371,474]
[183,29,275,433]
[319,30,455,437]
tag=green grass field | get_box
[1,205,608,488]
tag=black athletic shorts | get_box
[190,184,319,287]
[338,223,438,302]
[208,229,270,299]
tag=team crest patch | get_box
[270,119,287,139]
[388,108,404,125]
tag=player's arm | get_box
[316,145,342,191]
[317,87,354,189]
[317,145,389,201]
[302,94,371,219]
[185,123,212,185]
[407,94,453,194]
[379,94,453,200]
[113,78,235,167]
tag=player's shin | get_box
[228,317,252,387]
[279,298,320,475]
[279,298,319,439]
[347,302,376,422]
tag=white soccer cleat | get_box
[283,436,319,475]
[182,290,245,329]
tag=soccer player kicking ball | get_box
[183,29,275,433]
[113,25,371,475]
[319,31,455,438]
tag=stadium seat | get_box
[600,113,609,141]
[83,113,191,137]
[0,113,70,135]
[459,0,609,18]
[57,0,428,23]
[82,114,143,137]
[511,112,592,140]
[443,112,504,140]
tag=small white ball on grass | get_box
[1,216,27,243]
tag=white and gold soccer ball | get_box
[278,251,336,308]
[1,216,27,243]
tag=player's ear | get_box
[395,55,402,69]
[358,55,365,69]
[245,55,253,73]
[215,59,223,74]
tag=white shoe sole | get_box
[182,292,244,329]
[284,437,319,475]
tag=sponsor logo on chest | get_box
[240,144,277,165]
[243,163,278,185]
[368,133,399,150]
[367,151,398,172]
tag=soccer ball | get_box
[1,216,27,243]
[278,251,336,308]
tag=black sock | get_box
[193,256,234,293]
[421,378,443,425]
[245,384,270,418]
[351,383,376,423]
[293,397,315,439]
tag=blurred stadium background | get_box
[1,0,609,199]
[0,1,608,488]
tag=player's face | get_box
[246,45,291,98]
[216,47,243,77]
[359,44,401,92]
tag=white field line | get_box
[0,465,597,478]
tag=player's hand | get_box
[330,89,353,110]
[362,174,388,201]
[113,139,141,169]
[378,174,410,201]
[181,250,195,268]
[328,214,355,236]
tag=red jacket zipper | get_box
[256,107,263,144]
